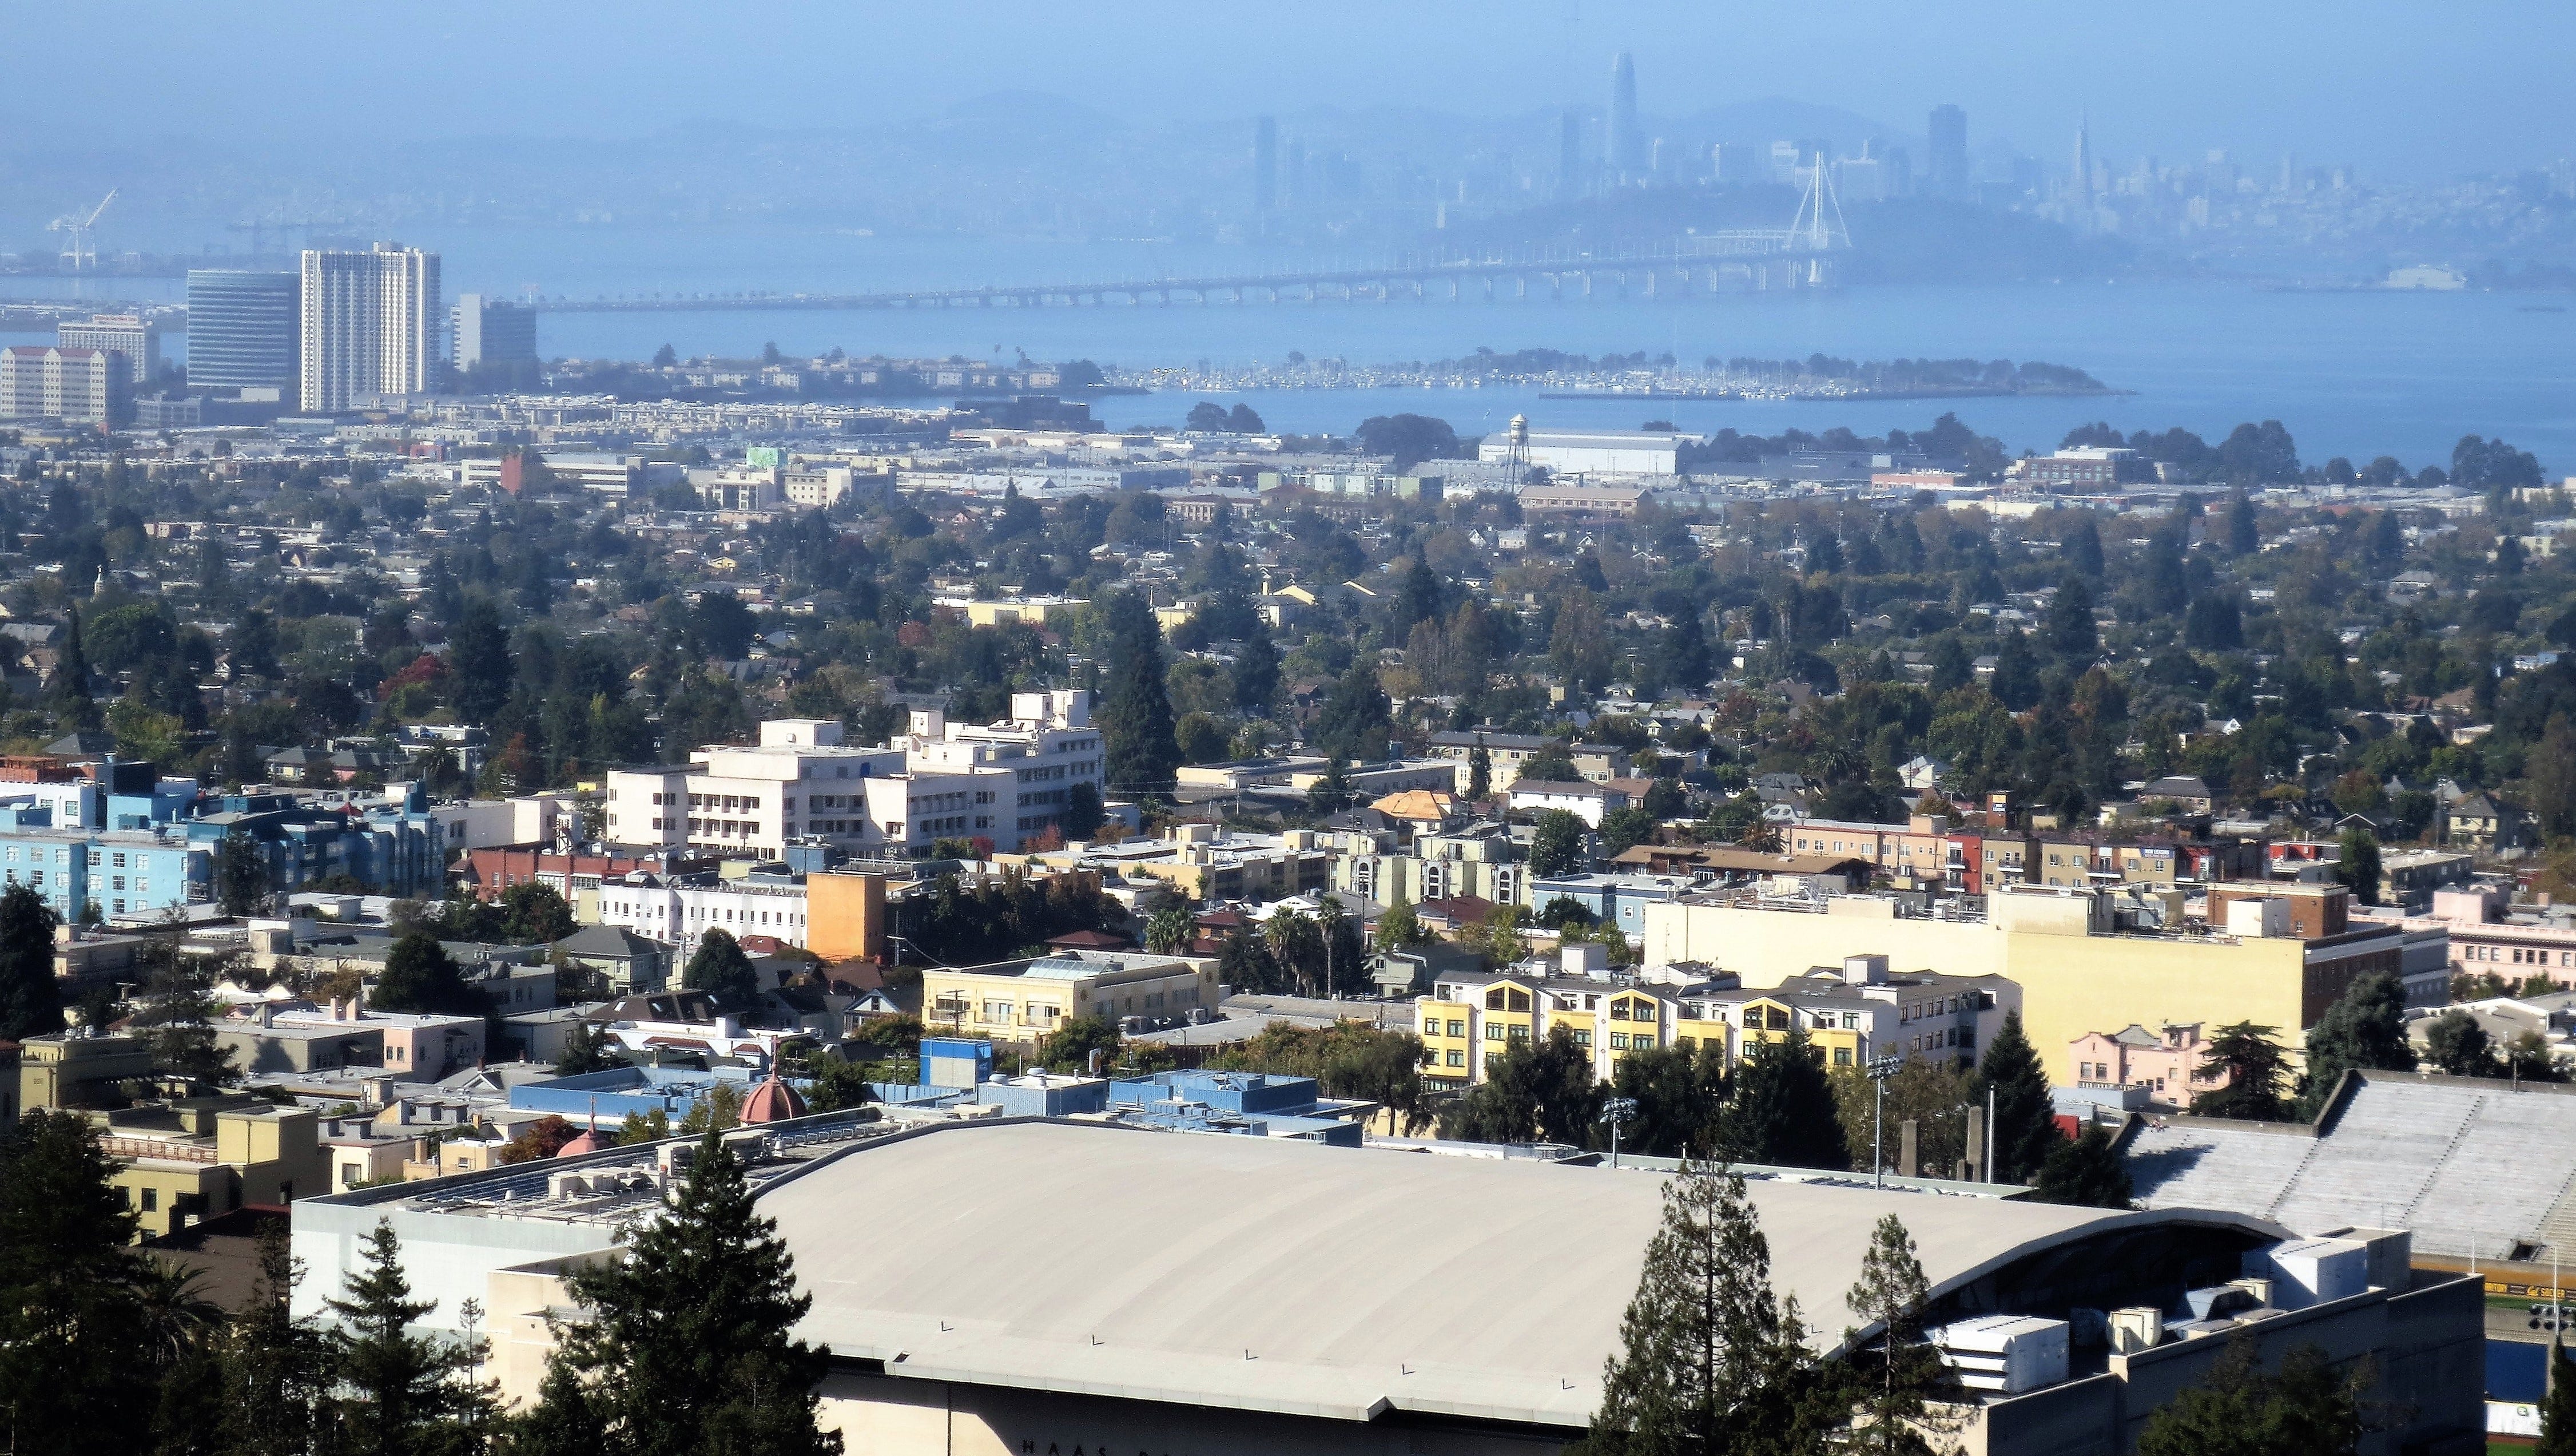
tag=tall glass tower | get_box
[184,269,298,391]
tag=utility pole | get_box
[1987,1084,1999,1183]
[1868,1053,1902,1189]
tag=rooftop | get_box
[764,1119,2284,1429]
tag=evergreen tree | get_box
[218,1227,333,1456]
[2062,516,2105,578]
[1311,657,1392,766]
[2030,1124,2134,1208]
[1660,611,1715,693]
[2133,1334,2360,1456]
[51,600,102,732]
[1600,1043,1728,1159]
[1466,739,1493,800]
[2225,492,2261,557]
[2335,827,2382,905]
[1580,1165,1828,1456]
[682,927,760,1001]
[1716,1026,1850,1171]
[129,943,237,1085]
[0,1111,154,1456]
[1098,594,1180,796]
[1987,632,2042,712]
[1842,1213,1961,1456]
[216,828,271,916]
[372,932,487,1019]
[1231,627,1279,714]
[1969,1010,2058,1183]
[538,1133,841,1456]
[449,598,516,723]
[2195,1022,2293,1122]
[324,1220,494,1456]
[2043,574,2098,660]
[2538,1335,2576,1456]
[2297,970,2416,1118]
[1440,1025,1600,1145]
[0,880,64,1040]
[554,1021,618,1076]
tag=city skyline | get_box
[9,0,2573,183]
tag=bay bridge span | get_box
[527,230,1846,315]
[528,172,1854,316]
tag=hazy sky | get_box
[18,1,2572,178]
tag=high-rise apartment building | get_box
[55,315,160,384]
[1251,116,1278,213]
[299,242,440,412]
[1607,53,1642,180]
[1929,104,1969,199]
[0,347,122,424]
[451,293,538,374]
[186,271,299,392]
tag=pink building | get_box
[2068,1023,2228,1109]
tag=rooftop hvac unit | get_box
[2108,1307,2164,1354]
[546,1172,590,1200]
[1932,1315,2070,1394]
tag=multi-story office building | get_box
[185,270,299,391]
[452,292,538,372]
[55,314,160,384]
[602,695,1103,860]
[0,346,122,424]
[590,867,812,951]
[299,242,440,412]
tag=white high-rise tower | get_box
[299,241,440,412]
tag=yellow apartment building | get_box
[921,950,1221,1047]
[88,1099,324,1240]
[1641,883,2405,1084]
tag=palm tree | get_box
[1737,816,1784,854]
[133,1257,225,1371]
[1143,906,1196,955]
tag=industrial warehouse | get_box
[295,1116,2484,1456]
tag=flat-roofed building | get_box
[0,345,122,423]
[1645,883,2422,1085]
[55,314,160,383]
[920,949,1219,1045]
[1482,427,1691,474]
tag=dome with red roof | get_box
[740,1066,807,1124]
[554,1127,603,1157]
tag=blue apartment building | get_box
[185,790,445,898]
[0,827,210,922]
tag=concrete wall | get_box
[815,1368,1572,1456]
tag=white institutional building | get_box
[602,692,1103,860]
[300,242,441,412]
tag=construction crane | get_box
[47,189,117,271]
[225,217,323,260]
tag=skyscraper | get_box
[452,294,538,375]
[186,270,298,392]
[1253,116,1278,213]
[1607,52,1642,180]
[299,242,440,412]
[2070,115,2097,226]
[1928,104,1969,199]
